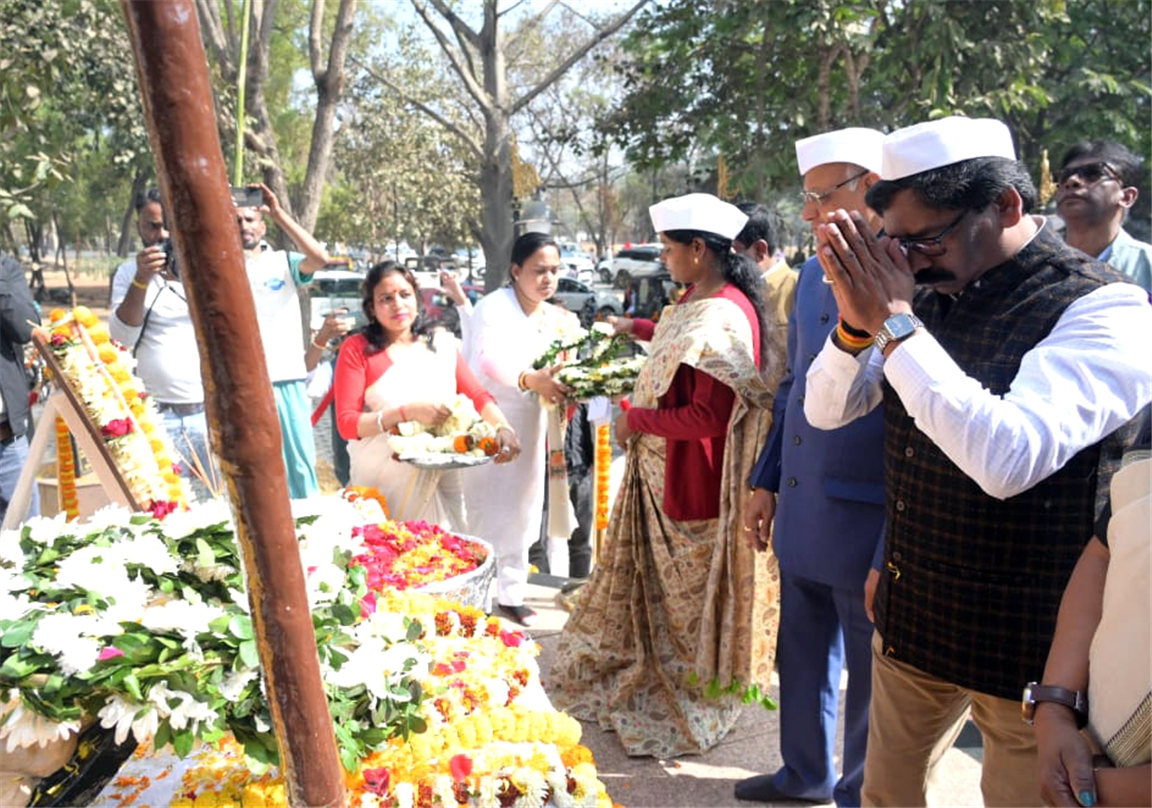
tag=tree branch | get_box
[512,0,647,115]
[505,0,560,52]
[352,56,484,161]
[423,0,481,49]
[194,0,229,66]
[308,0,326,81]
[412,0,491,112]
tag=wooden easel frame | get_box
[3,335,141,531]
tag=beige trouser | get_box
[862,633,1041,807]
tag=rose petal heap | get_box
[351,519,487,593]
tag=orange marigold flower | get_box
[88,323,111,344]
[72,305,98,327]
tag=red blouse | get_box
[334,333,496,441]
[626,285,761,521]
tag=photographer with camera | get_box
[236,181,331,500]
[110,188,215,499]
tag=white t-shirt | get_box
[246,246,312,383]
[109,259,205,404]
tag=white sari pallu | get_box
[347,332,467,529]
[1088,454,1150,768]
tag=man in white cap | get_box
[805,115,1151,806]
[737,128,887,807]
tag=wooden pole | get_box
[119,3,345,805]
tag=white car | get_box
[608,244,663,289]
[558,242,596,284]
[308,267,366,331]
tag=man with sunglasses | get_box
[1057,140,1151,292]
[737,128,887,807]
[804,116,1150,806]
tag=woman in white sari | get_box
[463,233,582,626]
[333,262,520,529]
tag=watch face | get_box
[886,313,917,339]
[1022,683,1037,723]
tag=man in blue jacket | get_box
[735,128,888,807]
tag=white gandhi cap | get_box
[881,116,1016,180]
[649,193,748,241]
[795,128,885,176]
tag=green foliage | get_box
[608,0,1150,205]
[0,0,149,237]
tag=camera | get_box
[158,237,179,279]
[231,185,264,208]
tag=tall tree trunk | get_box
[296,0,358,232]
[118,170,151,257]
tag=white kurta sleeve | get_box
[804,334,886,428]
[872,284,1150,500]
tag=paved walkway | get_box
[520,577,987,808]
[309,398,988,808]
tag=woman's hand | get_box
[607,315,634,336]
[493,425,521,464]
[1035,703,1097,807]
[614,410,634,449]
[525,366,571,406]
[315,308,353,346]
[440,270,467,306]
[406,402,451,426]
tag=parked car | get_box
[623,270,681,323]
[557,242,596,284]
[308,266,367,331]
[609,244,663,289]
[419,283,485,338]
[454,247,486,280]
[551,276,623,327]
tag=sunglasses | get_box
[1057,162,1122,186]
[799,170,869,205]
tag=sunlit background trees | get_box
[1,0,1148,294]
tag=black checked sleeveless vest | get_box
[874,226,1143,700]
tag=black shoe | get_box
[734,774,831,804]
[496,603,537,627]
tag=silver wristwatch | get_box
[873,312,923,353]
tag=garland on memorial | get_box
[0,499,610,807]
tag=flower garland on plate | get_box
[43,306,187,515]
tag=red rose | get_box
[449,754,472,782]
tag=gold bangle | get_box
[131,278,149,291]
[311,335,327,350]
[517,371,530,392]
[493,422,512,433]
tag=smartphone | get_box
[231,185,264,208]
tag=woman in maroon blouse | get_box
[551,193,781,757]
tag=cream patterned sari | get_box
[550,293,779,757]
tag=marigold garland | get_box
[44,307,188,514]
[593,423,611,530]
[54,415,80,520]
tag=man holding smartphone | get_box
[235,182,331,499]
[110,188,214,499]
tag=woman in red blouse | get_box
[551,193,780,757]
[333,262,519,529]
